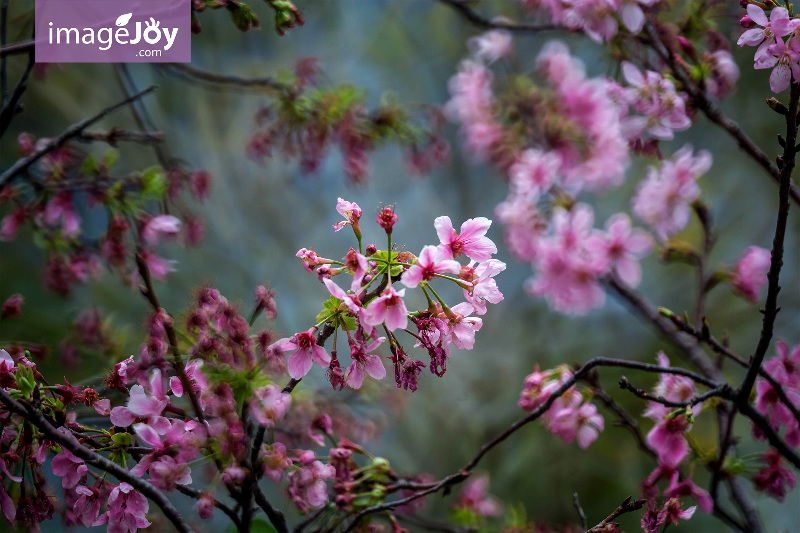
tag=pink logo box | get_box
[35,0,190,63]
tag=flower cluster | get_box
[521,0,661,42]
[273,198,505,391]
[753,340,800,451]
[737,3,800,93]
[518,365,604,449]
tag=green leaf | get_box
[141,166,166,198]
[102,148,119,169]
[81,154,97,174]
[111,432,131,446]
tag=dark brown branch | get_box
[0,86,156,185]
[176,485,242,528]
[738,81,800,403]
[586,496,646,532]
[0,28,34,138]
[254,485,289,533]
[437,0,558,33]
[0,39,33,57]
[663,312,800,424]
[606,278,721,381]
[341,357,719,531]
[78,129,165,146]
[573,493,588,531]
[618,376,729,408]
[0,389,195,533]
[163,63,288,91]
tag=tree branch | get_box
[436,0,558,33]
[0,86,156,185]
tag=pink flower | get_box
[362,285,408,331]
[401,246,461,288]
[51,449,88,489]
[508,148,561,200]
[274,327,331,379]
[754,448,796,501]
[454,474,503,517]
[765,339,800,389]
[467,30,513,63]
[260,442,293,482]
[737,5,795,59]
[193,491,215,520]
[646,414,691,468]
[632,146,711,240]
[72,485,103,527]
[102,483,150,533]
[664,472,714,513]
[660,498,696,527]
[586,213,652,287]
[287,460,335,513]
[755,37,800,93]
[332,198,362,233]
[619,0,660,34]
[141,215,181,246]
[435,216,497,262]
[446,302,483,350]
[43,191,80,236]
[344,330,386,389]
[109,370,171,429]
[149,456,192,491]
[250,385,292,426]
[137,249,177,281]
[551,402,605,449]
[731,246,770,303]
[322,277,363,316]
[461,259,505,315]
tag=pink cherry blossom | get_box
[586,213,651,287]
[435,216,497,262]
[401,245,461,288]
[260,442,293,482]
[363,285,408,331]
[731,246,770,303]
[754,37,800,93]
[551,402,604,449]
[467,30,513,63]
[454,474,503,517]
[274,327,332,379]
[344,330,386,389]
[51,449,88,488]
[632,145,711,241]
[287,459,335,513]
[754,448,796,501]
[43,191,80,236]
[332,198,362,232]
[619,0,660,34]
[646,414,691,468]
[102,483,150,533]
[765,340,800,389]
[72,485,104,527]
[250,385,292,426]
[737,5,795,60]
[141,215,181,246]
[446,302,483,350]
[460,259,505,315]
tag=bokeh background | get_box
[1,0,799,531]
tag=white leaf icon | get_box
[116,13,132,26]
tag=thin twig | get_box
[163,63,288,91]
[176,485,242,528]
[618,376,729,408]
[0,86,156,184]
[586,496,646,532]
[0,39,33,57]
[437,0,558,33]
[573,493,588,531]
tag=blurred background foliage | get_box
[1,0,799,531]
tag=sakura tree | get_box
[1,0,799,532]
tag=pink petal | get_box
[288,351,313,379]
[363,355,386,379]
